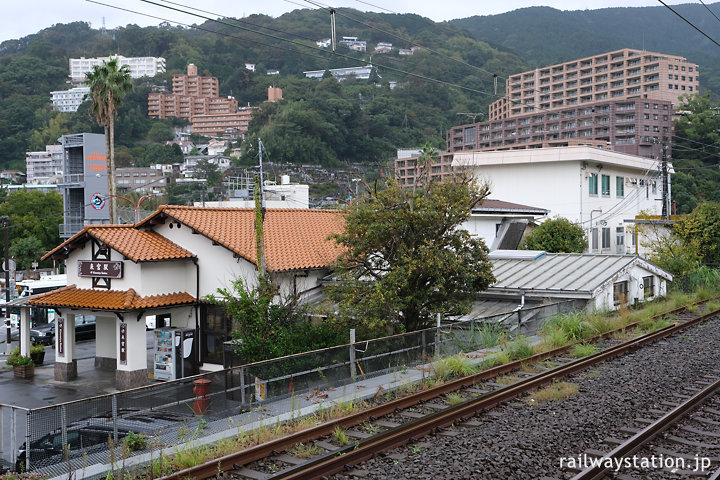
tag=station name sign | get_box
[78,260,123,279]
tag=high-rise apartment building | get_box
[50,86,91,113]
[489,48,697,121]
[69,55,166,83]
[26,145,64,184]
[148,64,231,119]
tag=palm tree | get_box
[85,58,133,223]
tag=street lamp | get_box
[104,194,156,224]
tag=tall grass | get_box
[505,335,534,360]
[432,354,478,381]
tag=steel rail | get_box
[265,308,720,479]
[157,303,716,480]
[571,377,720,480]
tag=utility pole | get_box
[661,137,670,220]
[1,216,9,354]
[255,139,266,277]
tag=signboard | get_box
[57,317,64,357]
[119,322,127,365]
[78,260,123,279]
[254,377,267,402]
[81,133,110,221]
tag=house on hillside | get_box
[28,207,344,388]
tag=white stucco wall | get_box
[95,315,116,359]
[590,263,669,311]
[457,149,664,255]
[116,317,146,371]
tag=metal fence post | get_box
[421,330,427,357]
[10,408,16,469]
[112,394,118,443]
[24,410,30,472]
[435,313,441,358]
[349,329,357,381]
[60,405,67,457]
[240,367,246,406]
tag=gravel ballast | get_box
[333,315,720,479]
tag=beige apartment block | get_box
[489,48,698,120]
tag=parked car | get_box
[10,323,54,346]
[10,316,96,346]
[15,408,187,472]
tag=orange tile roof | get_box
[44,225,196,262]
[28,285,196,311]
[140,206,345,272]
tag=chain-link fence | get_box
[8,298,585,476]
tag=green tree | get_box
[673,202,720,265]
[194,160,222,187]
[208,277,343,363]
[0,190,63,254]
[10,236,45,270]
[522,217,588,253]
[330,175,495,333]
[85,58,133,223]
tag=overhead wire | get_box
[135,0,500,97]
[657,0,720,48]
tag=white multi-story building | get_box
[26,145,64,184]
[453,146,671,255]
[50,86,90,112]
[69,55,166,83]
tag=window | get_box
[643,276,654,299]
[591,228,598,251]
[616,226,624,252]
[601,174,610,196]
[616,176,624,197]
[602,227,611,249]
[589,173,598,195]
[613,281,629,306]
[464,126,476,144]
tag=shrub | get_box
[30,344,45,355]
[6,349,33,367]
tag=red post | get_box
[193,378,211,414]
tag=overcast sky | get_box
[1,0,694,44]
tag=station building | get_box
[17,206,343,389]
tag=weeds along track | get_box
[154,300,720,480]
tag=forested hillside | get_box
[0,10,525,170]
[451,3,720,95]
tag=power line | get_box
[88,0,343,67]
[698,0,720,26]
[137,0,499,97]
[657,0,720,48]
[299,0,502,83]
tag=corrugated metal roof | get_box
[491,253,658,295]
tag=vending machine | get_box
[154,328,176,381]
[154,328,198,381]
[174,328,198,379]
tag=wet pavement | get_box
[0,332,155,408]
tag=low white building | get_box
[453,146,671,255]
[488,250,672,311]
[30,207,344,389]
[304,65,373,81]
[50,86,90,113]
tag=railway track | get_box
[569,375,720,480]
[156,301,720,480]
